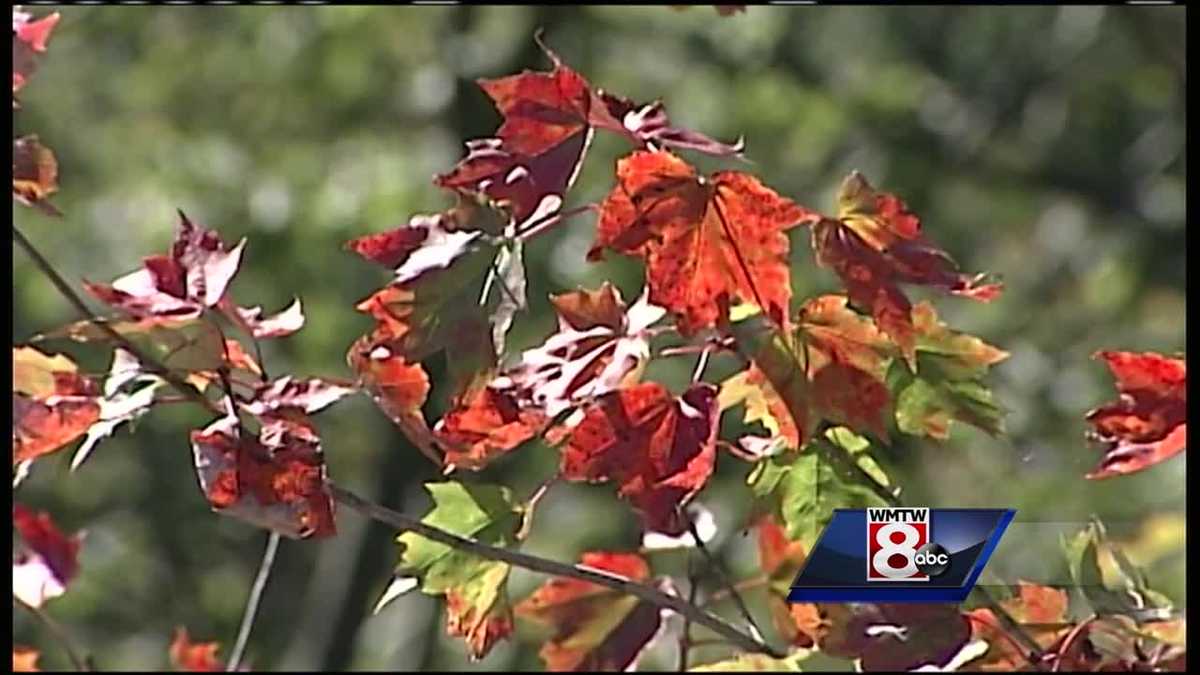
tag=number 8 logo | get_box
[872,522,920,579]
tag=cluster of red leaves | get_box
[12,7,61,214]
[1085,350,1186,479]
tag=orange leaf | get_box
[12,646,40,672]
[963,581,1072,671]
[514,552,665,672]
[435,385,547,472]
[591,150,811,334]
[1085,351,1186,479]
[810,172,1001,364]
[169,627,224,672]
[12,347,100,465]
[560,382,720,534]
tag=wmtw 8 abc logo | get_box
[866,508,951,581]
[787,507,1014,603]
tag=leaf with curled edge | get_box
[560,382,720,536]
[962,581,1072,671]
[590,150,811,335]
[12,346,101,466]
[886,302,1008,439]
[1084,350,1186,480]
[13,503,82,608]
[12,8,59,105]
[814,603,971,672]
[169,627,224,672]
[85,211,246,320]
[12,135,59,215]
[515,551,668,672]
[396,482,522,660]
[190,414,335,539]
[492,282,665,418]
[70,348,164,471]
[349,197,525,403]
[809,172,1002,366]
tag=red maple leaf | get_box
[1085,350,1186,479]
[514,551,666,672]
[560,382,720,535]
[169,627,224,672]
[434,384,547,472]
[13,504,82,608]
[590,150,811,335]
[809,172,1001,364]
[437,38,741,232]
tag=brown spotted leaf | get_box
[190,415,335,539]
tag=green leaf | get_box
[749,440,889,548]
[1061,518,1173,619]
[396,481,521,659]
[886,302,1007,439]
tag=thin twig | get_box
[687,517,764,644]
[329,483,784,659]
[515,203,597,242]
[704,576,769,606]
[225,532,280,671]
[678,553,697,671]
[15,597,92,671]
[13,224,221,415]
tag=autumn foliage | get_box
[11,7,1185,673]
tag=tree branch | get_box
[328,483,784,659]
[15,597,93,672]
[226,532,281,671]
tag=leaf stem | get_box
[328,482,784,659]
[15,597,93,672]
[225,532,281,672]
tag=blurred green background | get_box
[13,5,1185,671]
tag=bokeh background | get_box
[13,5,1185,671]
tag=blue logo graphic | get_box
[787,508,1015,603]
